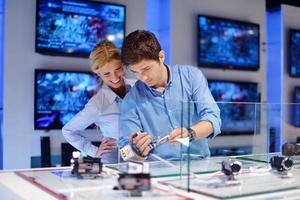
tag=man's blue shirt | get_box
[120,64,221,160]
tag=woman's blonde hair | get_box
[90,40,121,74]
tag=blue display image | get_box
[292,87,300,127]
[36,0,125,57]
[35,70,98,129]
[289,30,300,77]
[198,15,259,70]
[208,80,260,135]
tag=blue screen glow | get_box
[289,30,300,77]
[198,15,259,70]
[208,80,260,135]
[36,0,125,57]
[35,70,98,129]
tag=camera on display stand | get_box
[70,151,102,179]
[115,162,151,197]
[221,159,242,181]
[270,156,293,176]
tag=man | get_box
[119,30,221,161]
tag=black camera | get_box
[71,152,102,178]
[221,159,242,177]
[118,173,151,197]
[270,156,293,172]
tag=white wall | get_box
[171,0,266,151]
[3,0,146,169]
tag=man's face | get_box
[96,59,125,89]
[129,59,165,88]
[129,51,166,88]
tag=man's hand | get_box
[168,128,189,144]
[130,132,152,156]
[95,137,117,157]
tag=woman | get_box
[62,40,135,164]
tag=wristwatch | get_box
[186,127,196,142]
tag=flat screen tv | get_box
[35,0,126,57]
[208,80,260,135]
[292,87,300,127]
[198,15,260,70]
[289,29,300,77]
[34,69,99,130]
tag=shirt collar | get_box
[165,64,173,87]
[102,78,132,104]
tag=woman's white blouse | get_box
[62,78,135,163]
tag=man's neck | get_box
[154,64,169,93]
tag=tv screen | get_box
[292,87,300,127]
[289,29,300,77]
[34,69,99,130]
[35,0,126,57]
[208,80,260,135]
[198,15,260,70]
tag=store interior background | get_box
[0,0,299,169]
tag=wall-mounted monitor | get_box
[35,0,126,57]
[34,69,99,130]
[289,29,300,77]
[292,87,300,127]
[208,80,260,135]
[198,15,260,70]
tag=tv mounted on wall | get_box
[289,29,300,77]
[35,0,126,57]
[198,15,260,70]
[208,80,260,135]
[292,87,300,127]
[34,69,99,130]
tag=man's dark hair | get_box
[121,30,162,66]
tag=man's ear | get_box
[158,50,165,63]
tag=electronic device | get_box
[292,87,300,127]
[270,156,293,173]
[61,141,100,166]
[282,143,300,157]
[117,173,151,197]
[71,151,102,178]
[35,0,126,57]
[208,80,260,135]
[221,159,242,180]
[119,132,169,162]
[34,69,98,130]
[198,15,259,70]
[289,29,300,77]
[40,136,51,167]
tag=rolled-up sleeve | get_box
[189,67,221,138]
[62,99,99,157]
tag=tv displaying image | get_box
[289,29,300,77]
[35,0,126,57]
[208,80,260,135]
[198,15,260,70]
[292,87,300,127]
[34,69,99,130]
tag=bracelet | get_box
[186,127,196,142]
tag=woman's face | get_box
[96,59,125,89]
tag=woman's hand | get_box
[95,137,117,157]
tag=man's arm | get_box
[168,66,221,142]
[120,95,154,159]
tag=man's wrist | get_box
[186,127,196,142]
